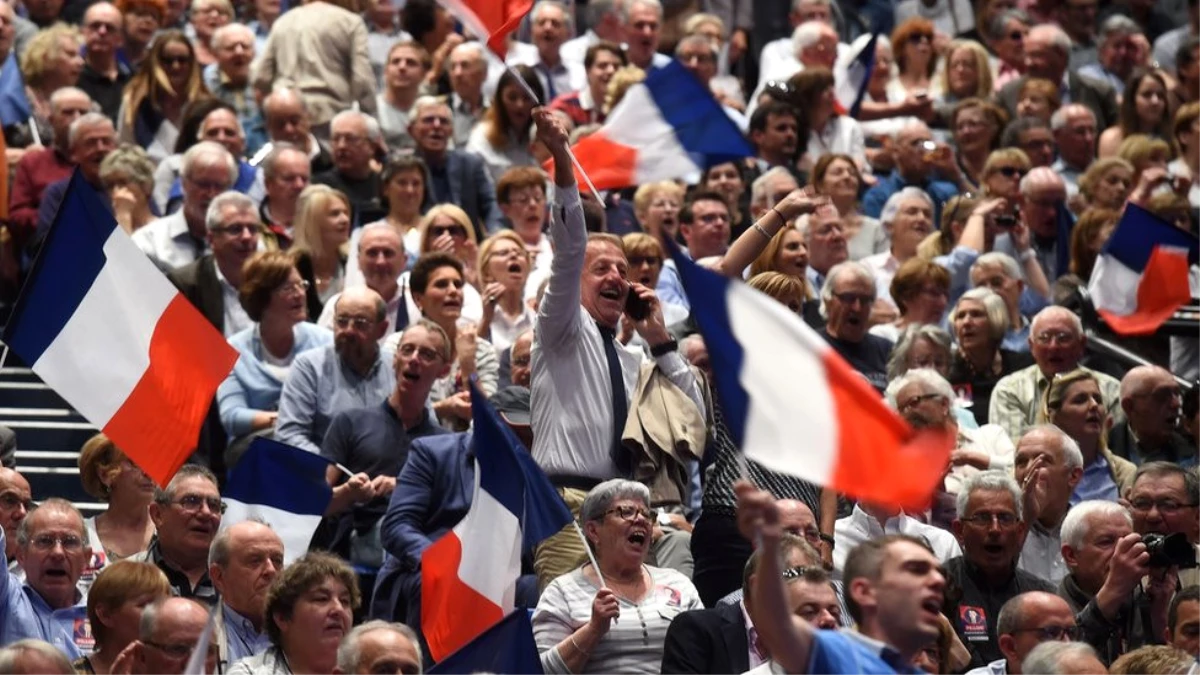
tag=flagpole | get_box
[505,65,602,199]
[572,521,607,588]
[0,342,10,374]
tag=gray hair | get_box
[1061,499,1132,549]
[1050,104,1095,132]
[675,33,718,59]
[1022,640,1099,675]
[1031,305,1083,338]
[449,40,485,63]
[791,20,829,54]
[263,87,310,118]
[408,95,450,123]
[618,0,662,23]
[987,9,1030,41]
[1099,14,1142,43]
[138,597,207,642]
[820,261,874,307]
[336,621,423,674]
[67,112,114,149]
[531,0,571,30]
[584,0,617,26]
[181,141,237,186]
[956,470,1023,521]
[48,86,93,113]
[153,464,219,505]
[879,187,933,226]
[971,251,1022,283]
[212,22,254,52]
[580,479,651,524]
[1018,167,1065,196]
[884,367,956,410]
[1131,461,1200,505]
[952,287,1010,343]
[205,191,259,232]
[208,517,272,568]
[1001,116,1051,149]
[357,222,404,252]
[1019,424,1084,470]
[15,498,84,548]
[1028,23,1071,55]
[750,167,796,209]
[886,324,952,382]
[331,109,382,145]
[0,639,76,674]
[893,120,932,143]
[99,144,155,190]
[261,142,307,182]
[197,108,246,141]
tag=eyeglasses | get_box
[603,505,657,522]
[429,225,467,239]
[334,316,376,330]
[1014,625,1078,641]
[1129,498,1197,514]
[696,212,730,225]
[144,640,219,660]
[781,565,813,581]
[898,393,944,413]
[508,193,546,206]
[1033,331,1077,346]
[397,343,443,365]
[783,526,822,545]
[0,493,34,511]
[908,33,932,44]
[763,80,793,99]
[210,224,257,236]
[331,133,367,146]
[1134,386,1184,405]
[996,166,1026,179]
[185,176,227,193]
[171,494,226,514]
[831,291,874,307]
[511,354,531,367]
[1007,30,1025,41]
[161,55,191,66]
[273,280,310,295]
[961,512,1020,528]
[627,256,662,267]
[29,534,84,552]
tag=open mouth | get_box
[43,568,69,579]
[982,542,1005,556]
[599,287,623,301]
[507,262,523,274]
[637,274,653,286]
[627,529,648,547]
[401,370,421,382]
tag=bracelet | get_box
[1019,249,1036,262]
[770,205,787,225]
[569,634,590,656]
[752,223,773,241]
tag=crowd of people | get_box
[0,0,1197,672]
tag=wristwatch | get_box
[650,339,679,357]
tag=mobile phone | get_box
[995,207,1020,228]
[625,289,650,321]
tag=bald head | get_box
[0,467,31,557]
[1120,365,1182,444]
[777,499,819,540]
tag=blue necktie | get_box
[597,323,631,478]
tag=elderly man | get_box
[1125,462,1200,580]
[560,0,624,69]
[509,1,584,101]
[334,621,423,675]
[204,23,260,151]
[818,261,892,391]
[833,493,961,582]
[313,110,386,225]
[30,113,116,249]
[797,206,848,295]
[0,468,31,578]
[139,465,222,605]
[622,0,671,70]
[945,471,1056,669]
[748,102,801,178]
[1014,426,1083,584]
[862,187,934,309]
[1079,16,1144,96]
[1059,499,1175,664]
[210,520,283,668]
[319,225,408,338]
[531,107,704,586]
[676,35,747,131]
[656,191,732,311]
[156,107,261,216]
[0,499,92,658]
[447,42,489,146]
[258,142,310,244]
[1021,642,1105,674]
[0,639,76,673]
[129,597,219,675]
[1167,586,1200,656]
[319,320,450,563]
[748,166,800,222]
[1059,0,1100,67]
[757,4,841,93]
[998,23,1119,131]
[133,142,237,271]
[509,330,534,388]
[167,192,261,337]
[252,88,334,175]
[548,42,624,128]
[252,0,375,129]
[277,287,396,455]
[409,96,502,234]
[990,307,1122,442]
[1111,367,1194,466]
[862,124,960,221]
[1050,105,1098,192]
[993,168,1067,284]
[376,41,428,152]
[965,591,1080,675]
[76,2,129,121]
[1002,118,1056,168]
[9,87,90,244]
[969,253,1037,353]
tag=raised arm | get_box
[533,108,586,347]
[716,188,828,278]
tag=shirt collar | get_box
[222,603,261,635]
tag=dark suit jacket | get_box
[167,254,224,332]
[661,602,751,675]
[1108,421,1197,467]
[419,149,503,235]
[997,73,1120,130]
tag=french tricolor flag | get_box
[2,172,237,486]
[836,33,877,119]
[421,379,572,663]
[1088,203,1198,336]
[670,246,952,510]
[439,0,532,56]
[559,59,754,190]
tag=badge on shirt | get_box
[80,549,107,585]
[954,384,974,408]
[959,606,989,642]
[655,585,682,608]
[73,616,95,653]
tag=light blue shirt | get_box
[0,529,89,660]
[1071,454,1119,505]
[275,344,396,454]
[655,258,689,311]
[221,603,271,666]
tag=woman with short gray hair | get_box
[532,479,701,674]
[100,144,158,233]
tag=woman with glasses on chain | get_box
[218,252,333,468]
[533,479,701,674]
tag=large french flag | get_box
[439,0,532,56]
[222,438,333,565]
[421,380,572,663]
[835,33,877,119]
[560,60,754,190]
[2,172,237,486]
[1088,203,1198,336]
[669,245,952,510]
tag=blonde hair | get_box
[621,232,665,259]
[121,30,209,129]
[937,40,993,99]
[605,65,646,114]
[1117,133,1172,178]
[21,24,81,89]
[683,12,725,37]
[632,181,684,217]
[291,184,351,262]
[1078,157,1134,205]
[418,204,479,254]
[749,226,813,298]
[477,230,531,285]
[747,271,807,309]
[1040,368,1110,454]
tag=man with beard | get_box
[944,471,1055,670]
[276,287,396,455]
[137,466,223,606]
[209,521,284,668]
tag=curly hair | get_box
[20,24,81,89]
[264,552,360,647]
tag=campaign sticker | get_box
[959,605,989,642]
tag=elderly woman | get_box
[78,434,156,575]
[1040,368,1136,502]
[227,552,358,675]
[19,24,84,145]
[217,252,333,461]
[979,148,1032,200]
[1077,157,1135,211]
[496,166,554,280]
[293,184,352,317]
[533,480,702,674]
[933,40,992,121]
[810,154,886,261]
[869,257,950,342]
[886,324,978,430]
[947,287,1034,425]
[477,231,536,352]
[75,561,171,675]
[186,0,232,66]
[1117,134,1172,186]
[632,181,684,241]
[466,65,543,183]
[100,144,158,233]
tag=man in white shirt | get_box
[530,107,704,586]
[833,502,961,580]
[861,187,933,310]
[622,0,672,70]
[750,15,841,114]
[1013,426,1083,585]
[561,0,624,69]
[756,0,838,86]
[508,1,585,101]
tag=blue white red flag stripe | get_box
[439,0,533,57]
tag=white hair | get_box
[408,95,449,123]
[197,107,246,141]
[1099,14,1141,43]
[879,187,933,226]
[1028,23,1071,55]
[204,191,258,232]
[955,470,1023,520]
[1050,104,1095,132]
[331,109,382,145]
[819,260,874,306]
[1018,167,1065,196]
[531,0,571,28]
[49,86,93,112]
[66,111,112,148]
[884,368,956,410]
[1030,305,1083,338]
[0,639,76,674]
[619,0,662,22]
[971,251,1022,282]
[336,621,423,675]
[1022,642,1099,675]
[750,167,796,209]
[1060,499,1131,549]
[951,287,1010,343]
[450,40,485,62]
[792,20,828,54]
[182,141,237,185]
[1019,424,1084,470]
[212,22,254,51]
[357,222,404,252]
